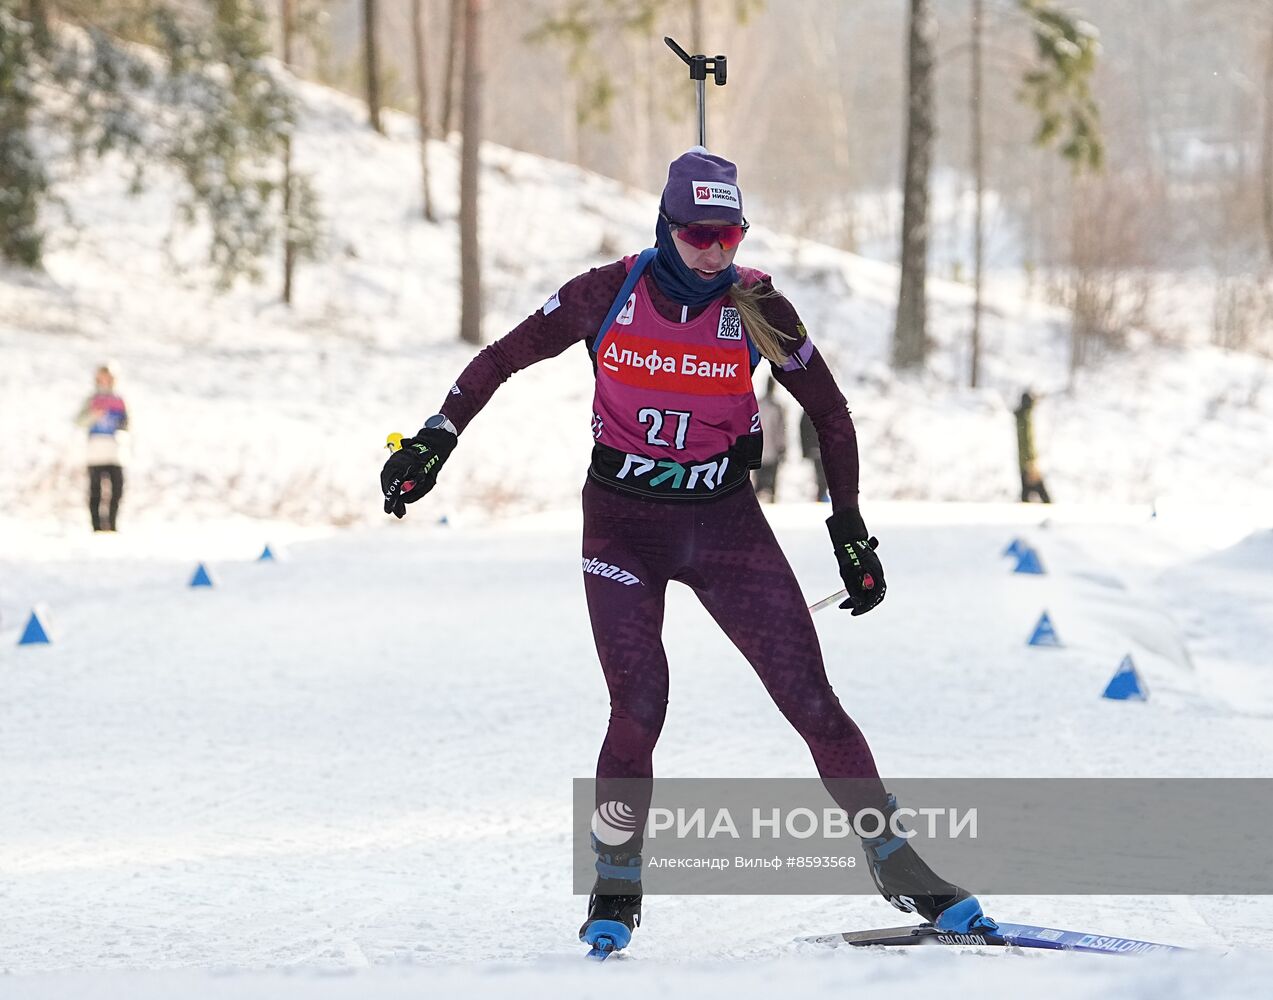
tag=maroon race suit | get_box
[437,259,889,839]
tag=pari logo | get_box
[591,800,639,846]
[691,181,740,209]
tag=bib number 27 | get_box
[638,407,691,450]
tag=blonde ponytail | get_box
[729,281,794,367]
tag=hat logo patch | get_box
[692,181,740,208]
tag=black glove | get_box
[381,428,457,518]
[826,508,887,616]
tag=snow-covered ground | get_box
[2,501,1272,996]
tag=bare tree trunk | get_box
[969,0,984,387]
[458,0,483,345]
[363,0,383,134]
[1262,28,1273,266]
[892,0,935,372]
[281,148,295,306]
[411,0,436,221]
[628,31,650,187]
[1068,176,1091,386]
[641,32,655,181]
[28,0,52,52]
[689,0,704,52]
[563,67,580,166]
[799,14,853,248]
[442,0,463,137]
[281,0,296,305]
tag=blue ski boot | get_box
[579,838,642,960]
[861,794,997,935]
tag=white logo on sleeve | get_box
[691,181,740,209]
[542,289,562,315]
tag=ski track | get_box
[1,503,1271,996]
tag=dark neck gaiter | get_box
[648,214,738,309]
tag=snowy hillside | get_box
[3,77,1272,528]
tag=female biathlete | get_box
[380,148,995,955]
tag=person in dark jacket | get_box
[752,375,786,502]
[1014,391,1051,503]
[801,410,829,501]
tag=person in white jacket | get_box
[75,364,129,532]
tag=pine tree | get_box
[1262,26,1273,265]
[0,4,48,266]
[458,0,482,344]
[441,0,461,136]
[279,0,325,304]
[1018,0,1102,172]
[966,0,1103,387]
[10,0,316,288]
[968,0,985,388]
[892,0,935,372]
[411,0,436,221]
[165,0,296,286]
[282,0,297,302]
[363,0,383,133]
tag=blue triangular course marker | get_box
[1103,654,1147,701]
[1028,611,1062,647]
[258,544,275,562]
[18,610,51,646]
[190,563,213,588]
[1003,538,1025,559]
[1014,547,1045,574]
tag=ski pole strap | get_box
[591,248,658,353]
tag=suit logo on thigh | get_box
[582,557,642,586]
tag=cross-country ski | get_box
[800,922,1191,956]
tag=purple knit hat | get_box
[660,146,744,225]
